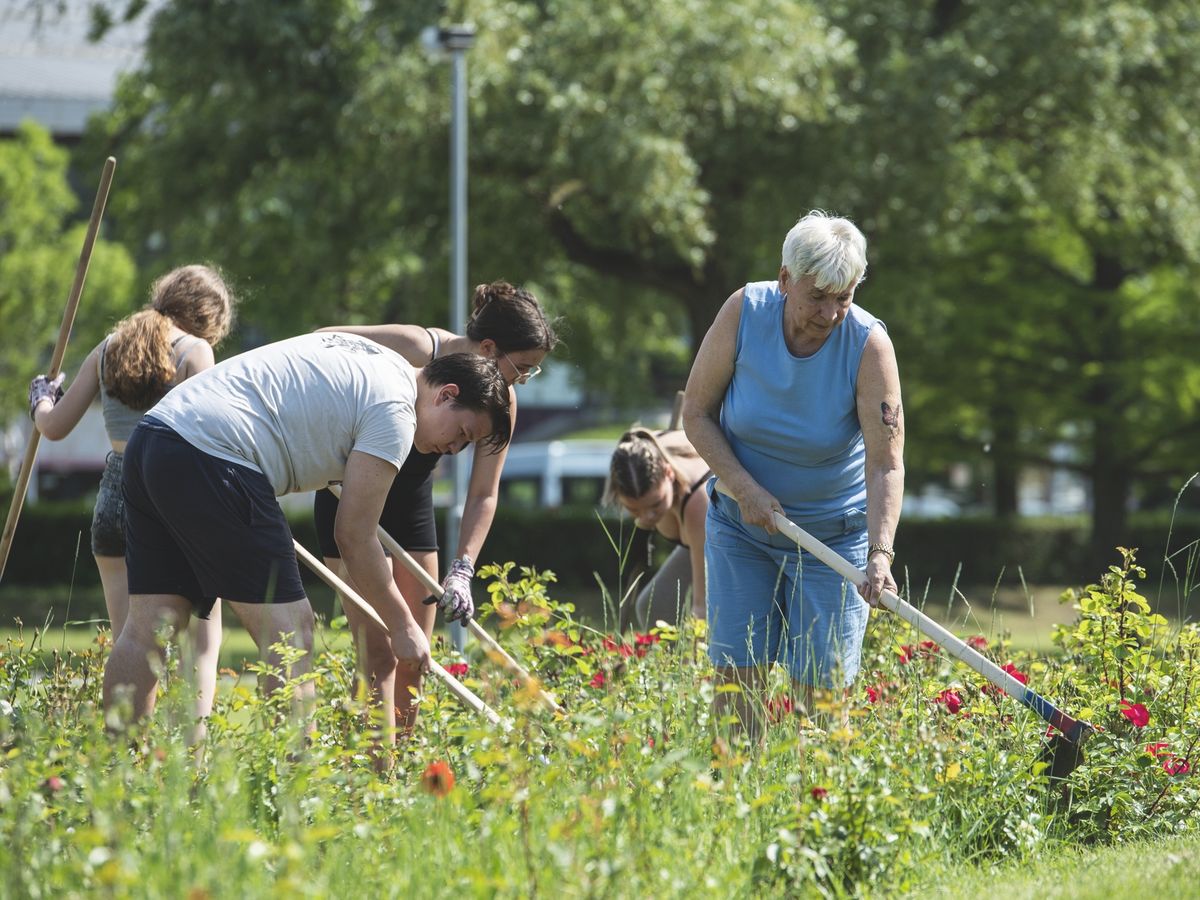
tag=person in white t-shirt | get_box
[101,333,512,730]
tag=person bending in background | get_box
[314,281,558,739]
[29,264,236,723]
[102,335,512,735]
[682,210,905,741]
[605,428,710,631]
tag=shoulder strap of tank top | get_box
[425,327,440,361]
[98,335,110,382]
[679,471,712,516]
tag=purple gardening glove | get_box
[28,373,65,420]
[435,556,476,622]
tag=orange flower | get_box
[421,760,456,797]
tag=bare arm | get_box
[455,387,517,561]
[33,345,102,441]
[335,450,430,666]
[681,486,708,619]
[315,323,439,366]
[175,339,216,381]
[855,326,905,605]
[682,289,783,531]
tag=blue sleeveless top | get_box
[719,280,883,524]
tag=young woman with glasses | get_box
[314,280,558,743]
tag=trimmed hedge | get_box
[3,496,1197,624]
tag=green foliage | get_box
[1050,549,1200,840]
[0,548,1197,895]
[0,122,137,420]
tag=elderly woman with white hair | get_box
[682,210,905,738]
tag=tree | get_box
[79,0,852,400]
[0,122,136,431]
[822,0,1200,564]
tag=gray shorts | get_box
[91,451,125,557]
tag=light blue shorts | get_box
[704,483,869,688]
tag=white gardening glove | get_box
[427,556,475,622]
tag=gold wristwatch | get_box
[868,543,895,565]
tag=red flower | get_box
[589,671,607,689]
[1119,700,1150,728]
[897,645,915,665]
[1162,756,1191,776]
[1001,663,1027,685]
[42,776,65,793]
[634,633,661,646]
[421,761,455,797]
[935,689,963,715]
[865,685,881,704]
[1145,742,1170,757]
[445,662,469,677]
[810,786,828,801]
[602,637,634,658]
[767,696,795,723]
[966,635,989,651]
[918,640,939,658]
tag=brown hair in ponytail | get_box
[465,281,559,353]
[103,265,236,409]
[604,427,699,507]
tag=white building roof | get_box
[0,2,148,136]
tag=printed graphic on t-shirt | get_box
[320,334,383,355]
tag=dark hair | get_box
[422,353,513,453]
[465,281,559,354]
[604,427,700,506]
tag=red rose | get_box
[589,671,607,689]
[1119,700,1150,728]
[1145,742,1169,757]
[897,645,915,665]
[1001,663,1027,685]
[966,635,989,651]
[1162,756,1191,776]
[445,662,469,677]
[935,689,963,714]
[865,685,881,704]
[810,786,828,801]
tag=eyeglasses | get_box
[502,353,542,385]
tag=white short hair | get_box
[781,210,867,292]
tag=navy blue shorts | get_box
[122,418,307,618]
[313,473,438,558]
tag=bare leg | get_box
[390,550,438,734]
[102,594,192,727]
[95,555,130,638]
[332,556,399,744]
[714,664,769,745]
[227,599,316,719]
[180,601,224,744]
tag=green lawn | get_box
[916,832,1200,898]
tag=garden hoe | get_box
[0,157,116,582]
[326,485,562,713]
[714,482,1094,778]
[292,539,510,730]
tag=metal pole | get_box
[445,31,473,651]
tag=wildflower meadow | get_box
[1,549,1197,897]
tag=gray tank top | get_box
[98,334,203,442]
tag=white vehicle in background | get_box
[496,439,613,509]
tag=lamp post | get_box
[422,24,476,651]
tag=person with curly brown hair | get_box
[29,264,237,722]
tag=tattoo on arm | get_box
[881,402,901,429]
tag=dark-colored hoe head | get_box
[1039,721,1095,805]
